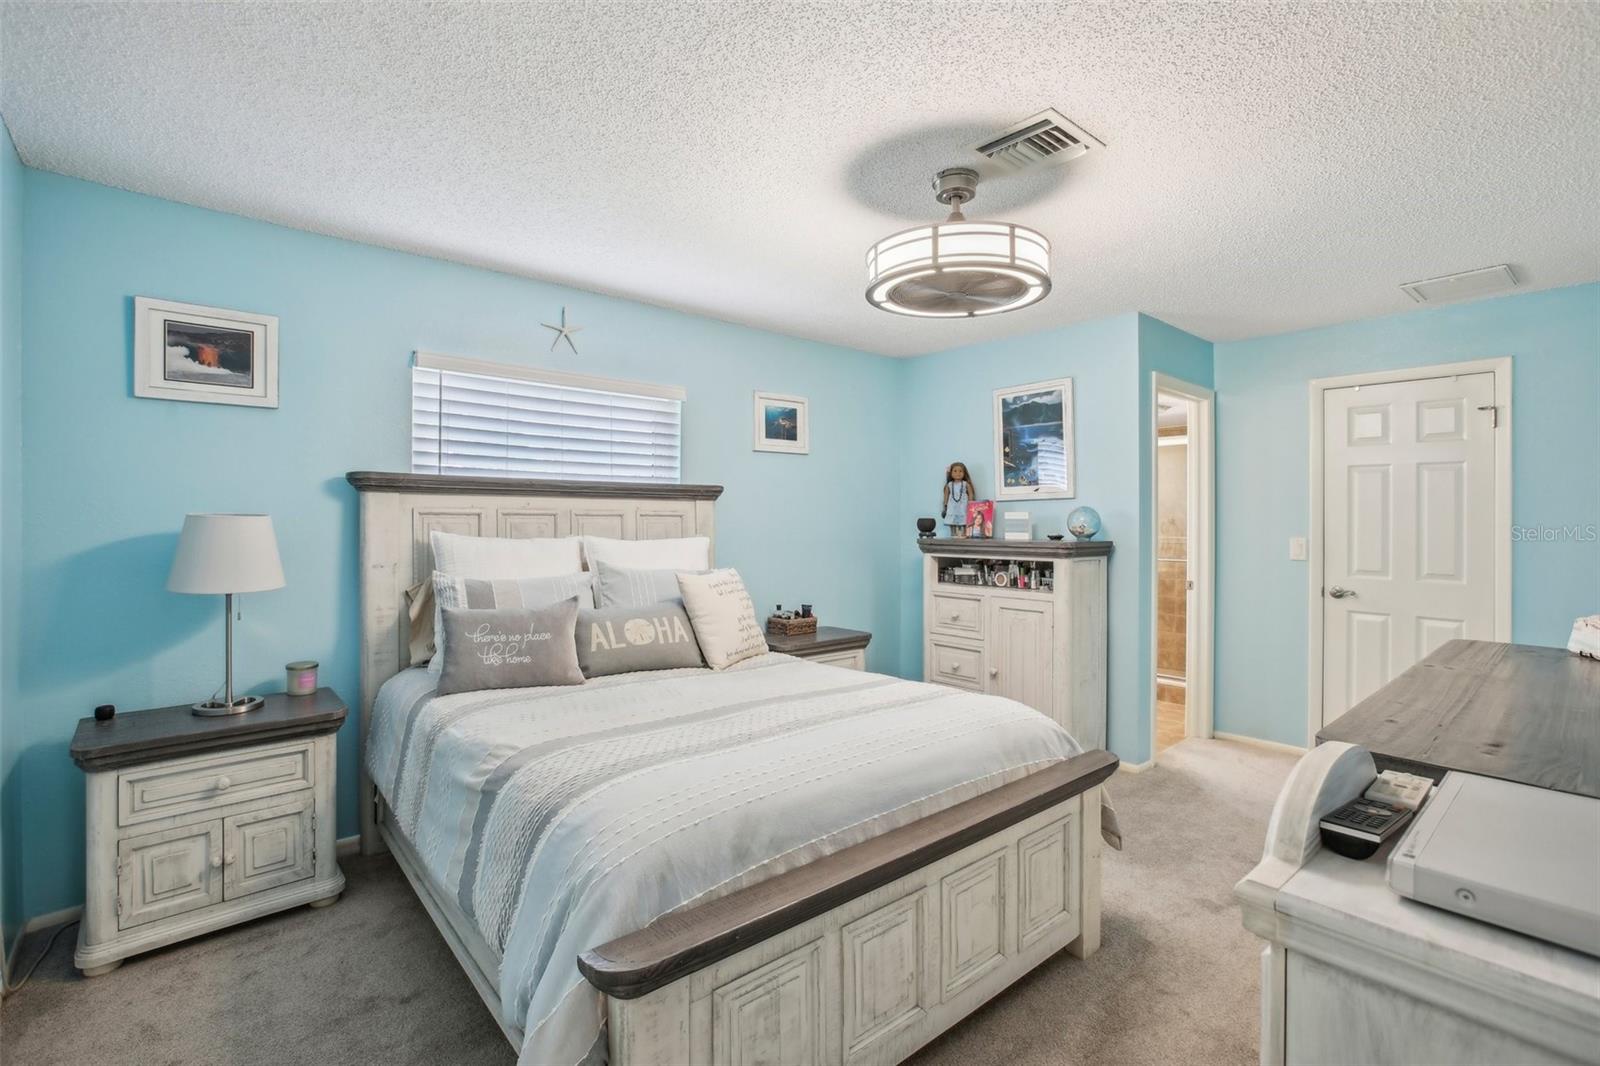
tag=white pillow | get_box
[582,535,710,571]
[430,531,583,578]
[676,569,768,670]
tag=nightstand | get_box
[765,626,872,670]
[69,689,348,976]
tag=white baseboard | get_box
[1212,732,1307,756]
[2,905,84,997]
[1118,758,1155,774]
[337,834,361,858]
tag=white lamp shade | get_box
[167,514,286,594]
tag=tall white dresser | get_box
[919,538,1110,750]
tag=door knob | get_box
[1328,586,1357,599]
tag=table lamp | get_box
[168,513,285,716]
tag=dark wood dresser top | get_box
[764,626,872,656]
[1318,640,1599,799]
[71,688,348,771]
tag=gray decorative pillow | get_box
[436,600,585,697]
[577,603,705,678]
[592,560,706,609]
[430,570,595,672]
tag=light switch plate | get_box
[1289,536,1308,561]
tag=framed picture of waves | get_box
[994,377,1074,500]
[133,296,279,408]
[752,391,809,454]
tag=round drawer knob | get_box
[224,852,236,866]
[948,613,960,621]
[215,776,231,791]
[989,668,999,678]
[210,855,223,870]
[949,663,962,674]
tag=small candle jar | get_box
[286,661,319,696]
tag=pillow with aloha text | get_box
[577,603,705,678]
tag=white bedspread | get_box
[367,653,1108,1065]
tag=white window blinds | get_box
[411,352,684,483]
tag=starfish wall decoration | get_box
[541,306,583,353]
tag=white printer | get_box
[1388,771,1600,957]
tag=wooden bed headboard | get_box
[344,471,723,852]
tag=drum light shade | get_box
[865,168,1051,318]
[168,513,285,594]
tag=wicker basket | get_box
[766,614,818,636]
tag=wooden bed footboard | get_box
[581,750,1117,1066]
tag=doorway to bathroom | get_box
[1150,374,1214,759]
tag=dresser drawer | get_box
[930,593,984,637]
[928,639,984,691]
[118,742,314,828]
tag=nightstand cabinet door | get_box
[225,797,314,900]
[117,820,223,929]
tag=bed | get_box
[348,471,1119,1066]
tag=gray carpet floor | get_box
[0,738,1295,1066]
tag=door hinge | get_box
[1477,404,1498,428]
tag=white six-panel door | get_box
[1321,371,1497,725]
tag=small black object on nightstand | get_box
[94,704,115,722]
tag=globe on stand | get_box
[1065,506,1102,540]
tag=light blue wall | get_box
[12,169,904,920]
[1213,284,1600,746]
[0,121,23,956]
[895,315,1146,760]
[1135,315,1214,759]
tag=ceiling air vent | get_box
[1400,265,1518,304]
[973,109,1104,172]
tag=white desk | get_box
[1236,743,1600,1065]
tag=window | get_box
[411,352,683,483]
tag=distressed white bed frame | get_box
[348,471,1108,1065]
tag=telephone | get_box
[1319,770,1434,859]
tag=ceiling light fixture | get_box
[865,168,1050,318]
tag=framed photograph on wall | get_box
[994,377,1074,499]
[133,297,279,408]
[753,391,808,454]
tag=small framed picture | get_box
[994,377,1074,500]
[753,391,809,454]
[134,297,278,408]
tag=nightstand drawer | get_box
[809,649,867,671]
[225,797,314,899]
[118,742,313,828]
[117,820,223,930]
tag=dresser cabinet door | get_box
[984,599,1055,714]
[224,798,314,900]
[117,820,223,929]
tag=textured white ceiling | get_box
[3,2,1597,356]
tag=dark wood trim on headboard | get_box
[578,749,1118,1000]
[345,471,725,500]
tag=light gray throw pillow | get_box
[577,603,705,678]
[592,560,706,609]
[436,600,586,697]
[430,570,595,672]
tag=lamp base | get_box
[193,695,265,717]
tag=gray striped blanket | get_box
[367,653,1105,1065]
